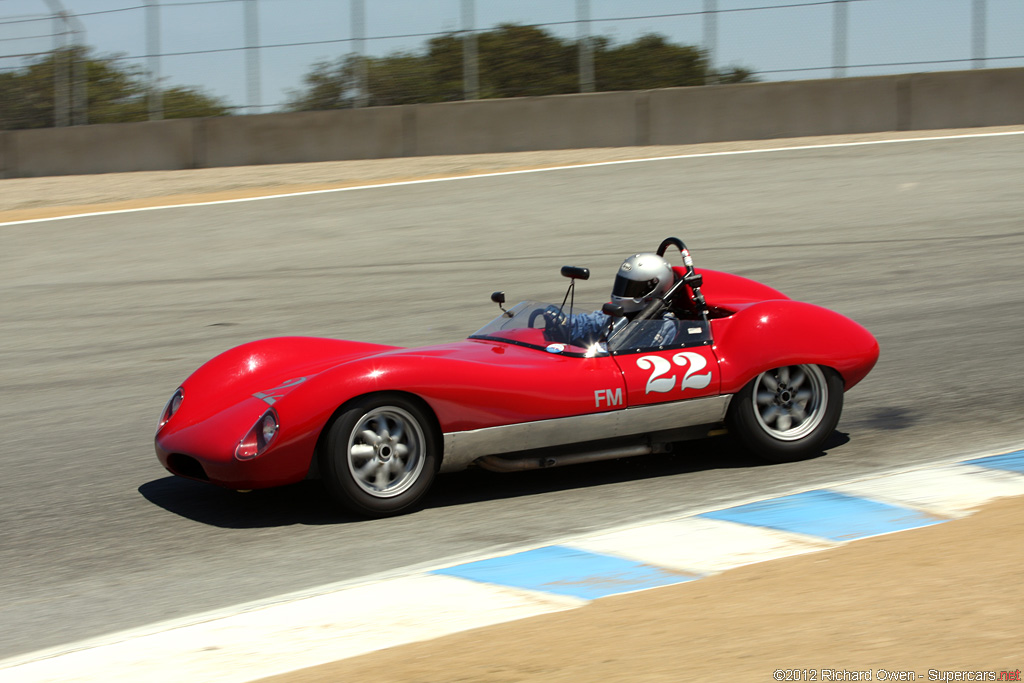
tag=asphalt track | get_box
[1,132,1023,660]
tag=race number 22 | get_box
[636,352,712,395]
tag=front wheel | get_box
[320,394,439,517]
[727,364,843,463]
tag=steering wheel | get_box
[529,306,570,343]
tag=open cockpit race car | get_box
[155,238,879,517]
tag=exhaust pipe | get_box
[475,441,671,473]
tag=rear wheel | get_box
[321,394,439,517]
[727,364,843,463]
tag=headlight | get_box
[235,409,279,461]
[157,388,184,430]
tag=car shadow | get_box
[139,432,849,529]
[138,477,355,528]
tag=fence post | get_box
[972,0,987,69]
[577,0,594,92]
[832,0,848,78]
[462,0,478,100]
[244,0,261,114]
[703,0,717,81]
[66,12,88,125]
[351,0,367,107]
[43,1,69,127]
[146,0,162,120]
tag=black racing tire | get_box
[320,393,439,517]
[726,364,844,463]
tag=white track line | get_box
[3,129,1023,228]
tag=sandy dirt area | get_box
[261,495,1024,683]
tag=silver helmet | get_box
[610,253,675,313]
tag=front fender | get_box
[157,337,401,487]
[179,336,399,423]
[712,301,879,394]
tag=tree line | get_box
[0,46,229,130]
[1,25,754,130]
[289,24,754,110]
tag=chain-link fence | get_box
[2,0,1022,128]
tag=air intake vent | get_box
[167,453,209,481]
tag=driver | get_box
[546,253,682,348]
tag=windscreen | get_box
[469,301,608,357]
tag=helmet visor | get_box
[613,275,659,300]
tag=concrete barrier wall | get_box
[412,90,641,155]
[2,67,1022,179]
[2,119,196,178]
[200,107,409,167]
[908,69,1024,130]
[648,76,904,145]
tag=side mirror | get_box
[560,266,590,281]
[491,291,513,317]
[602,302,625,318]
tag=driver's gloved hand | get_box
[542,306,567,327]
[542,306,570,343]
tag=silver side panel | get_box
[440,395,732,473]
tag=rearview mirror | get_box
[491,291,506,305]
[560,266,590,281]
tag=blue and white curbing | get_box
[3,449,1024,682]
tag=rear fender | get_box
[712,300,879,394]
[690,268,790,307]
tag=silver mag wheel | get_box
[321,394,439,517]
[752,364,827,441]
[347,407,425,498]
[728,364,844,463]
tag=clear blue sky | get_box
[1,0,1022,112]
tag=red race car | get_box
[155,238,878,517]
